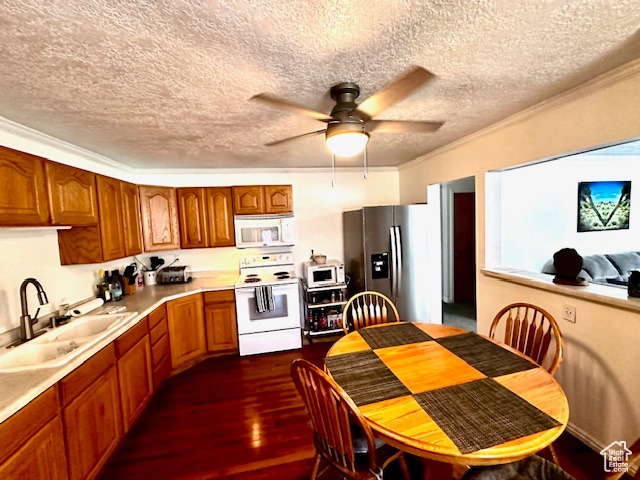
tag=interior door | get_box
[453,192,476,302]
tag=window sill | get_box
[481,267,640,313]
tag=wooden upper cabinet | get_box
[264,185,293,214]
[97,176,126,261]
[0,146,50,225]
[232,185,265,215]
[120,181,143,256]
[139,185,180,252]
[46,161,99,225]
[177,187,208,249]
[232,185,293,215]
[207,187,234,247]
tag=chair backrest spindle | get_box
[342,291,400,334]
[490,303,564,376]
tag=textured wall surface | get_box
[0,0,638,169]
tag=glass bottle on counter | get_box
[97,270,111,302]
[110,270,124,301]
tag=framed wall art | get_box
[577,180,631,232]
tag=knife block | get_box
[123,277,136,295]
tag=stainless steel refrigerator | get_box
[343,205,431,322]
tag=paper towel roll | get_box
[70,298,105,317]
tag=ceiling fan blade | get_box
[265,129,326,146]
[356,66,436,120]
[367,120,444,134]
[251,93,333,122]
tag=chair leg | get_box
[397,453,411,480]
[311,453,322,480]
[547,443,560,466]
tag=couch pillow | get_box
[605,252,640,281]
[581,254,620,281]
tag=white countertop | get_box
[0,271,239,424]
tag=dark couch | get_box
[542,251,640,286]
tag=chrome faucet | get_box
[19,278,49,341]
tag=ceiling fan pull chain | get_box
[331,153,336,187]
[363,145,368,179]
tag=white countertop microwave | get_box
[234,214,295,248]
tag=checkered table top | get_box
[325,322,569,466]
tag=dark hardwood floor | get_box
[102,342,608,480]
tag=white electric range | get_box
[234,253,302,356]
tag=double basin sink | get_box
[0,311,138,373]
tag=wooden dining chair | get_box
[290,359,410,480]
[462,455,576,480]
[490,303,564,466]
[605,437,640,480]
[489,303,564,376]
[343,291,400,334]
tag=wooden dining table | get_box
[325,322,569,477]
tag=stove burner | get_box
[273,271,288,276]
[244,277,261,283]
[276,275,290,279]
[246,274,259,277]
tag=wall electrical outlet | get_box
[563,304,576,323]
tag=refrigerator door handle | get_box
[395,225,402,299]
[390,226,397,299]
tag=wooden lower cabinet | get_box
[167,293,206,368]
[63,365,122,480]
[0,417,68,479]
[117,335,153,432]
[0,387,67,479]
[204,290,238,353]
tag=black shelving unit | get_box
[302,282,348,344]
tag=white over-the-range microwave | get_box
[234,214,295,248]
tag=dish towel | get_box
[255,286,275,313]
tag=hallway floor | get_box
[442,300,477,332]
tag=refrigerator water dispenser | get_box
[371,253,389,279]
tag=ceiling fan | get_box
[250,66,444,158]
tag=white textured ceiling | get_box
[0,1,638,169]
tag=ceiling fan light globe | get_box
[325,132,369,157]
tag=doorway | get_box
[440,177,477,331]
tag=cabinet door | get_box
[97,176,126,261]
[264,185,293,214]
[63,365,122,480]
[167,294,206,368]
[206,187,235,247]
[46,162,99,225]
[232,185,265,215]
[177,187,209,249]
[0,417,67,480]
[204,300,238,353]
[139,185,180,251]
[120,181,144,256]
[0,146,50,225]
[118,336,153,432]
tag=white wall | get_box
[498,155,640,272]
[0,120,399,336]
[398,59,640,451]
